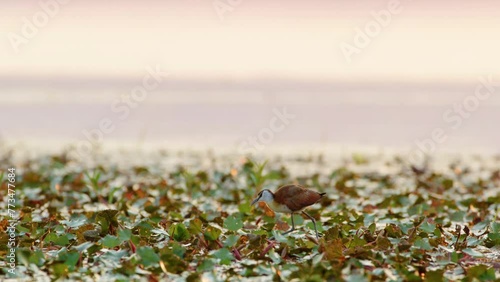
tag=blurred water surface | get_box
[1,78,499,153]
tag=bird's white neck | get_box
[254,189,293,213]
[259,190,274,203]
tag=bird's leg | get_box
[282,213,295,236]
[302,211,319,239]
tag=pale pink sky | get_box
[1,0,499,82]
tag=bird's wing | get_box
[275,185,322,212]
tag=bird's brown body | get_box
[273,184,325,212]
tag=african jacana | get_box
[251,184,326,239]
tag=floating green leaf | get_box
[137,246,160,268]
[101,235,121,248]
[224,214,243,231]
[204,226,221,241]
[169,223,190,241]
[211,248,234,265]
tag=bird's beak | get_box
[251,197,259,206]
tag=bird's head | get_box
[251,189,274,206]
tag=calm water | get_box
[1,78,499,153]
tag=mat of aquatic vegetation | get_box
[0,147,499,281]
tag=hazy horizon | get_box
[2,77,499,152]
